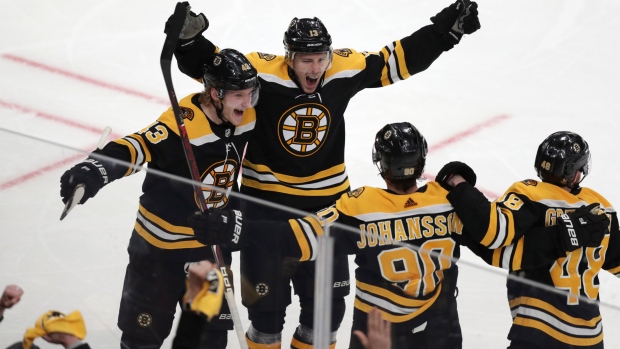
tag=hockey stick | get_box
[60,126,112,220]
[161,4,248,348]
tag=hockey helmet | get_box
[373,122,428,181]
[535,131,591,188]
[284,17,333,61]
[203,49,260,105]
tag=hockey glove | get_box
[188,208,245,250]
[436,161,477,191]
[558,203,609,252]
[164,2,208,47]
[431,0,481,45]
[59,156,109,205]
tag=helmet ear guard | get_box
[372,122,428,181]
[534,131,591,188]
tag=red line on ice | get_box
[427,114,511,199]
[0,100,122,191]
[2,54,169,105]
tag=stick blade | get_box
[60,185,85,221]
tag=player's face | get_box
[290,52,330,94]
[220,87,258,125]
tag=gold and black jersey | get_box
[286,183,465,331]
[96,93,256,261]
[449,179,620,348]
[175,25,448,210]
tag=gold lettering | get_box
[407,217,422,240]
[422,216,434,238]
[367,223,378,247]
[357,224,367,248]
[393,219,407,242]
[448,213,464,235]
[378,221,392,246]
[435,215,447,236]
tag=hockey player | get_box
[436,131,618,349]
[58,49,259,349]
[189,123,606,349]
[167,1,481,347]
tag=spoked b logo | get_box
[195,159,238,209]
[278,103,330,157]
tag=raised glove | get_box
[164,2,209,46]
[436,161,477,191]
[558,203,609,252]
[59,157,108,205]
[188,208,245,250]
[431,0,481,45]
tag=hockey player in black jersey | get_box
[167,1,481,348]
[189,123,606,349]
[436,131,617,349]
[59,49,259,349]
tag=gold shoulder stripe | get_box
[325,48,367,79]
[247,52,290,79]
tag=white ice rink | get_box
[1,0,619,348]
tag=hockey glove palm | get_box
[436,161,477,191]
[164,2,208,47]
[558,203,609,252]
[188,208,245,250]
[183,262,224,321]
[59,157,108,205]
[431,0,481,45]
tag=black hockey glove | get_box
[557,203,609,252]
[60,155,109,205]
[436,161,477,191]
[188,208,245,250]
[164,2,209,48]
[431,0,481,46]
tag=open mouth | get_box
[233,109,245,117]
[306,76,319,88]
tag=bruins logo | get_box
[258,52,276,61]
[521,179,538,186]
[196,159,238,209]
[278,103,330,157]
[334,48,352,57]
[347,187,365,198]
[180,106,195,121]
[137,313,152,328]
[255,283,269,296]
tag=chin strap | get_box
[212,98,234,127]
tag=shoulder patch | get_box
[180,106,194,121]
[347,187,365,198]
[334,48,353,57]
[257,52,276,61]
[521,179,538,186]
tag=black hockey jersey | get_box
[448,180,620,348]
[174,25,449,210]
[245,182,563,334]
[95,93,256,261]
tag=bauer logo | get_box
[197,159,238,209]
[278,103,330,157]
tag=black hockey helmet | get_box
[283,17,332,61]
[373,122,428,181]
[535,131,591,188]
[203,49,260,103]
